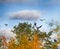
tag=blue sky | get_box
[0,0,60,45]
[0,0,60,32]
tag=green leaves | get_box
[13,22,32,35]
[11,22,59,49]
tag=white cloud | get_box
[0,28,16,40]
[8,10,41,20]
[50,33,57,40]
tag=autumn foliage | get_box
[0,22,59,49]
[7,33,43,49]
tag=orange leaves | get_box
[7,33,43,49]
[29,33,43,49]
[30,33,39,49]
[7,39,16,49]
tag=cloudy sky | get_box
[0,0,60,39]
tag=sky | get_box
[0,0,60,41]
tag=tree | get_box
[9,22,59,49]
[12,22,32,42]
[12,22,32,34]
[0,38,2,48]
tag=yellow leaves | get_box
[32,33,43,49]
[32,33,39,49]
[7,33,43,49]
[51,44,58,49]
[7,39,16,49]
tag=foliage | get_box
[7,33,43,49]
[1,22,60,49]
[12,22,32,34]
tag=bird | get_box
[54,39,57,42]
[37,25,42,30]
[34,22,36,26]
[40,19,45,21]
[37,25,42,28]
[5,24,8,26]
